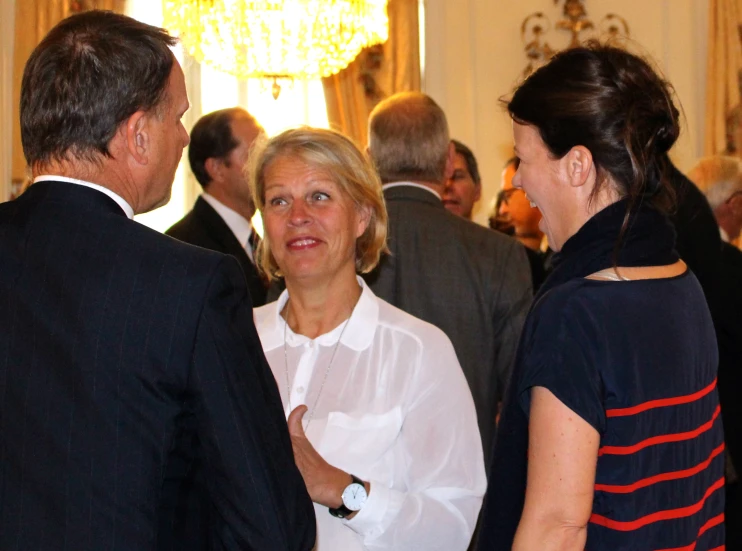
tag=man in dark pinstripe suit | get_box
[0,11,315,551]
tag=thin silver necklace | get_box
[283,298,355,429]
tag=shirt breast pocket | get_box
[318,407,403,471]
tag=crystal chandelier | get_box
[162,0,389,98]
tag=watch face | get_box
[341,482,368,511]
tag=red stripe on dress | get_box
[653,513,725,550]
[606,379,717,418]
[589,477,725,531]
[599,406,721,456]
[595,443,725,493]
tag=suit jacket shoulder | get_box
[166,196,267,306]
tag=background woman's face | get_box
[262,155,369,284]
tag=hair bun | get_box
[653,112,680,155]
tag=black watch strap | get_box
[328,475,364,519]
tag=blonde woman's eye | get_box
[269,197,287,207]
[312,192,330,201]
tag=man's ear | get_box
[124,110,149,165]
[444,141,456,180]
[204,157,222,183]
[565,146,594,188]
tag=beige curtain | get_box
[704,0,742,155]
[322,0,421,148]
[11,0,126,186]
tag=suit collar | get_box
[33,175,134,218]
[200,193,253,249]
[382,181,445,209]
[192,197,249,258]
[23,180,130,218]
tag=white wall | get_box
[424,0,709,226]
[1,0,14,202]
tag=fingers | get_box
[287,405,309,437]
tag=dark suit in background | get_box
[668,163,741,548]
[0,181,315,550]
[364,184,533,463]
[166,196,267,306]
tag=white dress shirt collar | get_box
[382,181,441,200]
[33,175,134,219]
[201,192,253,251]
[259,276,378,352]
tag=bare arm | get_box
[513,386,599,551]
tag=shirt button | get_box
[308,341,315,348]
[297,386,305,394]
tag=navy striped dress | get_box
[480,271,725,550]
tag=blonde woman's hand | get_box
[287,405,353,509]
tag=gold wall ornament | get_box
[555,0,593,48]
[601,13,630,41]
[521,1,629,78]
[162,0,389,99]
[521,13,556,79]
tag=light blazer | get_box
[166,196,267,307]
[0,181,315,550]
[364,184,533,463]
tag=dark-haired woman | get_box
[478,43,725,550]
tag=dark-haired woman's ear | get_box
[566,146,594,189]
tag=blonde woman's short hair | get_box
[247,127,389,281]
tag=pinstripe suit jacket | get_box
[166,197,267,307]
[0,181,315,550]
[363,184,533,464]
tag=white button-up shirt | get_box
[255,278,486,550]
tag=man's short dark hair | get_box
[452,140,481,185]
[188,108,249,188]
[20,10,177,169]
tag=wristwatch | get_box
[328,474,368,518]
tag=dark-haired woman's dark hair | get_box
[507,42,678,215]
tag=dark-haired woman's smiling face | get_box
[512,121,575,252]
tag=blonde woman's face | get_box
[262,155,370,285]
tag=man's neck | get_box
[34,159,140,213]
[204,185,254,221]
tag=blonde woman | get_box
[248,127,486,550]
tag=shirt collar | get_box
[382,181,442,200]
[33,175,134,219]
[201,193,253,246]
[260,276,378,352]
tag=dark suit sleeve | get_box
[188,256,315,550]
[491,242,533,405]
